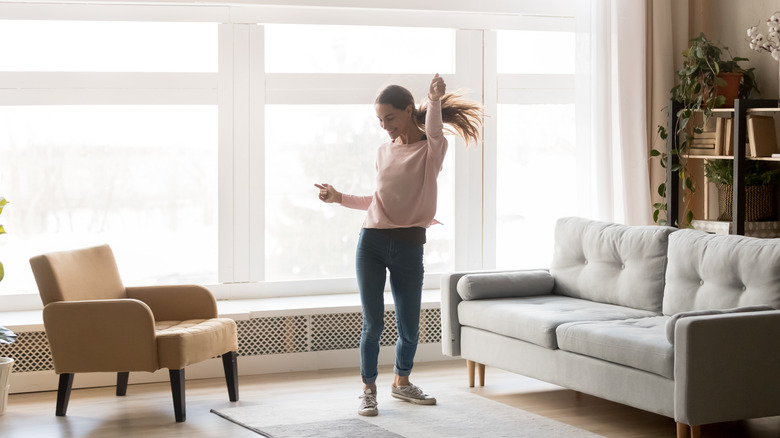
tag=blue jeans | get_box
[356,228,425,385]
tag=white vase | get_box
[0,357,13,415]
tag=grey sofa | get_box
[441,216,780,438]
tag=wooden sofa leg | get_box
[676,422,700,438]
[467,360,475,387]
[116,372,129,396]
[169,369,186,422]
[676,422,688,438]
[222,351,239,402]
[55,373,74,416]
[477,363,485,387]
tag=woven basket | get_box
[716,184,775,221]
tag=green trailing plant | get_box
[651,33,759,226]
[703,159,780,186]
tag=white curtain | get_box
[576,0,652,225]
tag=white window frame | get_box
[0,1,576,310]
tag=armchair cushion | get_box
[155,318,238,370]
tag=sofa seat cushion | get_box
[457,295,659,349]
[556,316,673,378]
[155,318,238,370]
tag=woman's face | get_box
[375,103,413,141]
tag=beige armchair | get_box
[29,244,239,422]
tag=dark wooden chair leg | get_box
[116,372,129,396]
[221,351,239,402]
[55,373,74,416]
[169,369,186,422]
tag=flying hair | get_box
[375,84,484,147]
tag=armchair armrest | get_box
[674,310,780,426]
[126,285,218,321]
[43,299,159,373]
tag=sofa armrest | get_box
[674,310,780,426]
[441,269,548,357]
[43,299,159,373]
[126,285,218,321]
[441,272,469,358]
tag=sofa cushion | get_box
[457,295,659,349]
[556,316,673,379]
[456,270,554,301]
[665,305,774,344]
[663,230,780,315]
[550,217,677,312]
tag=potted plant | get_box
[651,33,759,226]
[0,196,15,415]
[703,159,780,221]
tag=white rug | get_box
[211,388,605,438]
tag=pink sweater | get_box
[340,99,447,229]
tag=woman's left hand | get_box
[428,73,445,102]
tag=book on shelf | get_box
[747,115,778,157]
[690,129,717,156]
[716,117,734,156]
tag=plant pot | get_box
[0,357,13,415]
[716,183,775,221]
[715,72,742,108]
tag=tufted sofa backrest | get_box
[550,217,677,312]
[663,229,780,315]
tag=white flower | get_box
[747,12,780,60]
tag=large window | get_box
[0,106,218,291]
[493,28,577,269]
[263,24,456,283]
[0,21,218,295]
[0,4,580,302]
[495,104,576,269]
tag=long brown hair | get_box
[375,85,484,147]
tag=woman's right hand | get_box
[314,183,342,204]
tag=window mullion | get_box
[248,24,266,282]
[453,29,485,271]
[218,23,236,282]
[482,30,498,270]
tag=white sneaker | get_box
[391,384,437,405]
[358,387,378,416]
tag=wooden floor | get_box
[1,360,779,437]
